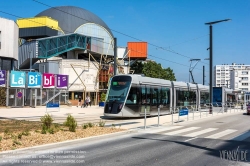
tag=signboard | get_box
[43,73,55,88]
[16,91,23,98]
[0,70,6,87]
[56,74,68,89]
[179,108,189,116]
[213,87,222,105]
[28,72,42,88]
[46,102,59,108]
[10,71,26,88]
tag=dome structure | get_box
[36,6,113,37]
[36,6,114,55]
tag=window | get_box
[242,71,248,75]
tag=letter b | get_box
[44,76,50,85]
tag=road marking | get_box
[163,127,200,135]
[183,128,218,137]
[231,131,250,141]
[184,137,197,142]
[205,129,237,139]
[140,126,183,133]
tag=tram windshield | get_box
[107,76,132,102]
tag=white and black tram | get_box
[104,74,211,117]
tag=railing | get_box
[142,102,245,129]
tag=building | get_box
[214,63,250,88]
[0,17,19,106]
[230,67,250,91]
[0,17,18,70]
[16,6,147,107]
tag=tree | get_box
[130,61,143,74]
[131,61,176,81]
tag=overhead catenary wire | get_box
[32,0,209,66]
[0,9,208,73]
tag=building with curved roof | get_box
[17,6,120,107]
[36,6,113,37]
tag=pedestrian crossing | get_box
[144,126,240,140]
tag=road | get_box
[0,112,249,166]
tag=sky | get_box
[0,0,249,85]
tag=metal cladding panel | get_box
[197,84,209,91]
[19,27,58,39]
[18,41,38,67]
[17,17,59,29]
[188,83,197,90]
[172,81,188,89]
[127,42,147,59]
[38,62,59,74]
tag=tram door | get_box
[151,86,161,114]
[140,85,151,115]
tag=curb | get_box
[0,129,137,155]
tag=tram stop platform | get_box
[0,105,245,130]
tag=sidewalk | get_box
[0,106,245,130]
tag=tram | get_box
[104,74,211,117]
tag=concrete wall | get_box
[60,59,99,92]
[0,17,18,60]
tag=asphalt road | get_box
[0,112,250,166]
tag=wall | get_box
[0,17,18,60]
[60,59,99,92]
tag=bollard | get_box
[178,108,180,122]
[144,105,146,130]
[157,107,160,127]
[200,105,201,118]
[193,107,194,120]
[172,107,174,125]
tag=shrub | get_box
[17,133,22,139]
[48,128,55,134]
[98,120,105,127]
[22,129,30,136]
[64,115,77,132]
[82,124,88,129]
[88,122,94,128]
[40,114,53,130]
[4,128,10,135]
[100,93,106,102]
[12,139,22,146]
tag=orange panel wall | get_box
[127,42,148,59]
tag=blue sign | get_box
[28,72,42,88]
[0,70,6,87]
[179,108,189,116]
[10,71,26,88]
[46,102,60,108]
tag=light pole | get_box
[205,19,231,113]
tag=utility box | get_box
[127,42,147,60]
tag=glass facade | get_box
[75,23,114,55]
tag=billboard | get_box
[43,73,55,88]
[0,70,6,87]
[56,74,68,89]
[10,71,26,88]
[28,72,42,88]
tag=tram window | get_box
[125,86,140,105]
[141,85,151,105]
[161,87,170,106]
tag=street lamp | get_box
[205,19,231,113]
